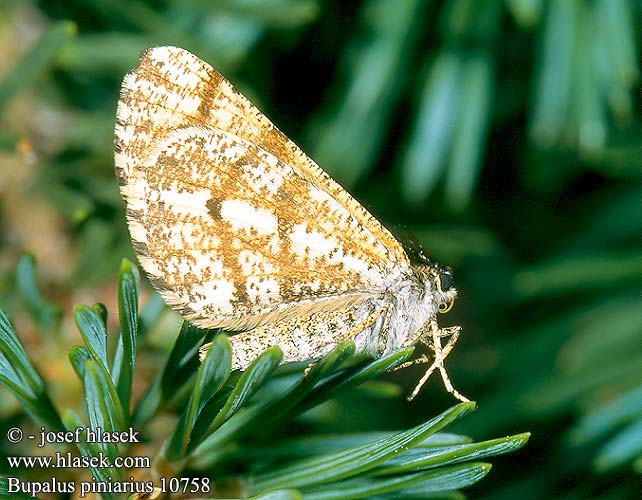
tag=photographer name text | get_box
[34,426,139,447]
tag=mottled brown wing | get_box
[115,46,409,330]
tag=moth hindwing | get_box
[114,46,467,401]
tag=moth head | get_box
[402,236,457,315]
[436,268,456,314]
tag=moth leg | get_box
[392,354,431,371]
[198,342,211,362]
[303,304,391,377]
[395,319,452,370]
[303,362,316,377]
[433,326,468,402]
[375,303,394,354]
[334,303,391,343]
[406,325,468,402]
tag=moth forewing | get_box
[116,45,466,401]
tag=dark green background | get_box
[0,1,639,499]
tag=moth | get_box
[115,46,467,401]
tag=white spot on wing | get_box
[220,199,278,235]
[222,144,245,160]
[289,222,384,284]
[289,223,337,259]
[159,187,211,216]
[245,276,280,305]
[191,280,236,314]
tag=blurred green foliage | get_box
[0,0,639,499]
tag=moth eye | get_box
[439,272,454,292]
